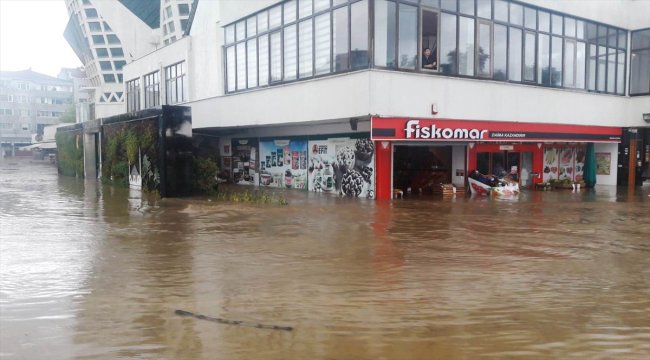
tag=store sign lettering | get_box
[404,120,488,140]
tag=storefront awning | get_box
[371,117,622,143]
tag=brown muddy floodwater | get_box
[1,159,649,359]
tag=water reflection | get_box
[1,160,649,359]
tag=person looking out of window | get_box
[422,48,436,70]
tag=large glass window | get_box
[299,19,313,78]
[524,31,535,81]
[398,4,417,70]
[524,7,536,30]
[597,45,606,91]
[551,36,562,86]
[630,29,650,95]
[493,24,507,80]
[126,78,140,112]
[509,3,522,26]
[616,49,625,95]
[587,44,597,91]
[375,0,397,68]
[226,46,236,92]
[236,42,246,89]
[508,27,522,81]
[165,62,186,104]
[299,0,313,19]
[284,0,297,23]
[333,6,349,71]
[270,32,282,82]
[607,47,616,93]
[477,21,491,77]
[269,5,282,29]
[143,71,160,108]
[440,12,457,74]
[494,0,507,23]
[459,0,474,16]
[247,39,258,87]
[564,39,576,87]
[284,24,297,80]
[458,16,474,76]
[538,34,550,85]
[314,13,331,75]
[477,0,491,19]
[350,0,369,69]
[421,9,439,71]
[259,34,269,86]
[576,41,586,89]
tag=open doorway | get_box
[393,145,452,194]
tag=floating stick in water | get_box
[174,309,293,331]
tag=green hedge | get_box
[55,131,84,178]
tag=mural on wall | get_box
[259,139,308,190]
[232,138,258,185]
[558,148,575,180]
[543,148,559,182]
[308,137,375,198]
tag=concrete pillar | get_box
[83,133,97,179]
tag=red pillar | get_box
[375,141,392,199]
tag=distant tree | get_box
[59,104,76,123]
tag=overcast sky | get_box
[0,0,82,77]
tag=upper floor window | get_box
[143,72,160,108]
[224,0,369,93]
[165,62,187,104]
[178,3,190,16]
[126,78,141,112]
[630,29,650,95]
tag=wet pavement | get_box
[1,159,649,359]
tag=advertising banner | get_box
[232,138,258,185]
[259,139,308,190]
[308,137,375,198]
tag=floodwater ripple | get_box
[1,160,649,359]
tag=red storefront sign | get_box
[371,117,622,143]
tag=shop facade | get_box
[371,117,622,199]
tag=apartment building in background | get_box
[0,69,73,151]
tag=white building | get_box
[63,0,195,120]
[0,69,73,152]
[122,0,650,195]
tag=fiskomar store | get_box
[371,117,622,200]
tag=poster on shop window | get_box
[307,137,375,198]
[259,139,308,190]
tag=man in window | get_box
[422,48,436,70]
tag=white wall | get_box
[191,71,373,129]
[191,68,641,129]
[188,0,223,100]
[595,142,618,186]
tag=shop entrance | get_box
[472,144,539,189]
[393,145,454,194]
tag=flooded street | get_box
[1,160,649,359]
